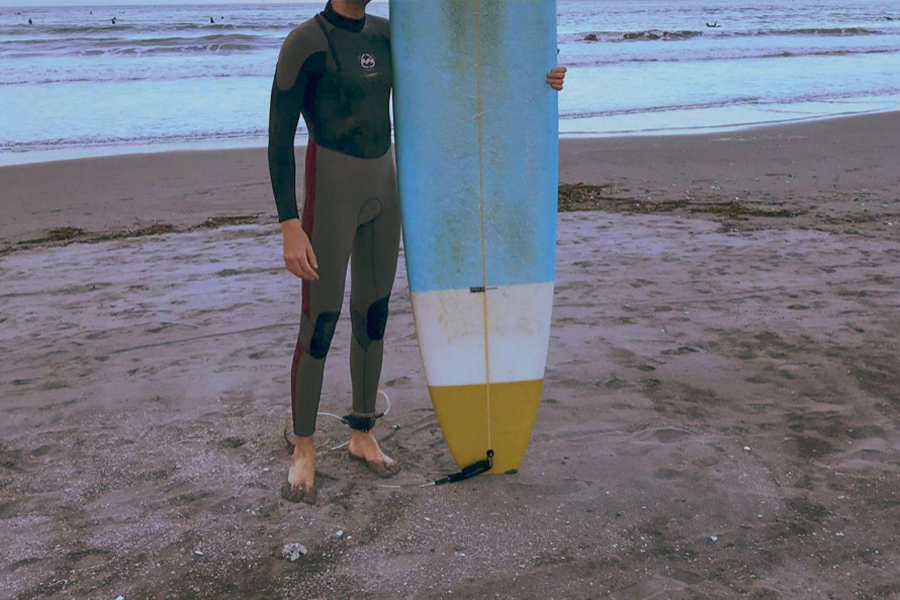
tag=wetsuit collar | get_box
[322,1,366,33]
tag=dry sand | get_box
[1,113,900,599]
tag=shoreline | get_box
[3,98,899,168]
[2,108,898,255]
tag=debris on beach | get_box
[45,226,84,241]
[197,214,261,229]
[282,543,308,562]
[557,182,804,219]
[558,183,680,214]
[9,215,264,256]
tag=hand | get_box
[280,219,319,280]
[547,66,567,91]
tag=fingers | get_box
[282,231,319,280]
[284,254,318,280]
[306,243,318,271]
[547,66,567,91]
[298,253,318,280]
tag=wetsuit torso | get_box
[269,2,393,221]
[268,2,400,438]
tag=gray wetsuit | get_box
[268,2,399,437]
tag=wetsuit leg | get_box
[291,143,358,437]
[292,143,400,435]
[348,151,401,418]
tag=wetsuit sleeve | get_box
[268,27,325,223]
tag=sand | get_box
[3,110,899,253]
[1,113,899,599]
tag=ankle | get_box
[350,428,376,443]
[294,434,316,458]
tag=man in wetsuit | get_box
[269,0,567,504]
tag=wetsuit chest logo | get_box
[360,53,376,69]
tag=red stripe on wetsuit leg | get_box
[291,143,316,431]
[301,143,317,318]
[290,339,303,429]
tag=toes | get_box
[348,450,402,478]
[370,459,401,479]
[370,462,392,478]
[280,482,300,502]
[281,481,316,505]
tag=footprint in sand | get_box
[654,467,683,480]
[651,428,692,443]
[790,435,835,459]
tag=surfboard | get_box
[390,0,558,474]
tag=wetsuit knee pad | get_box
[308,311,340,359]
[367,295,391,341]
[350,295,390,349]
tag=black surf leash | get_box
[431,449,494,486]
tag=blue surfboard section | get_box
[390,0,558,294]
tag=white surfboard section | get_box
[410,282,554,387]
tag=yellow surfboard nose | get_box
[429,379,543,474]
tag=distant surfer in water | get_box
[706,21,721,28]
[268,0,566,504]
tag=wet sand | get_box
[2,110,899,253]
[2,113,900,599]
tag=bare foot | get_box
[348,429,401,478]
[281,434,316,504]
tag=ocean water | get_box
[1,0,899,164]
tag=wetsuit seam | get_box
[359,228,370,412]
[314,14,344,73]
[361,346,369,412]
[369,212,380,298]
[367,214,377,413]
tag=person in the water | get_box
[268,0,567,505]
